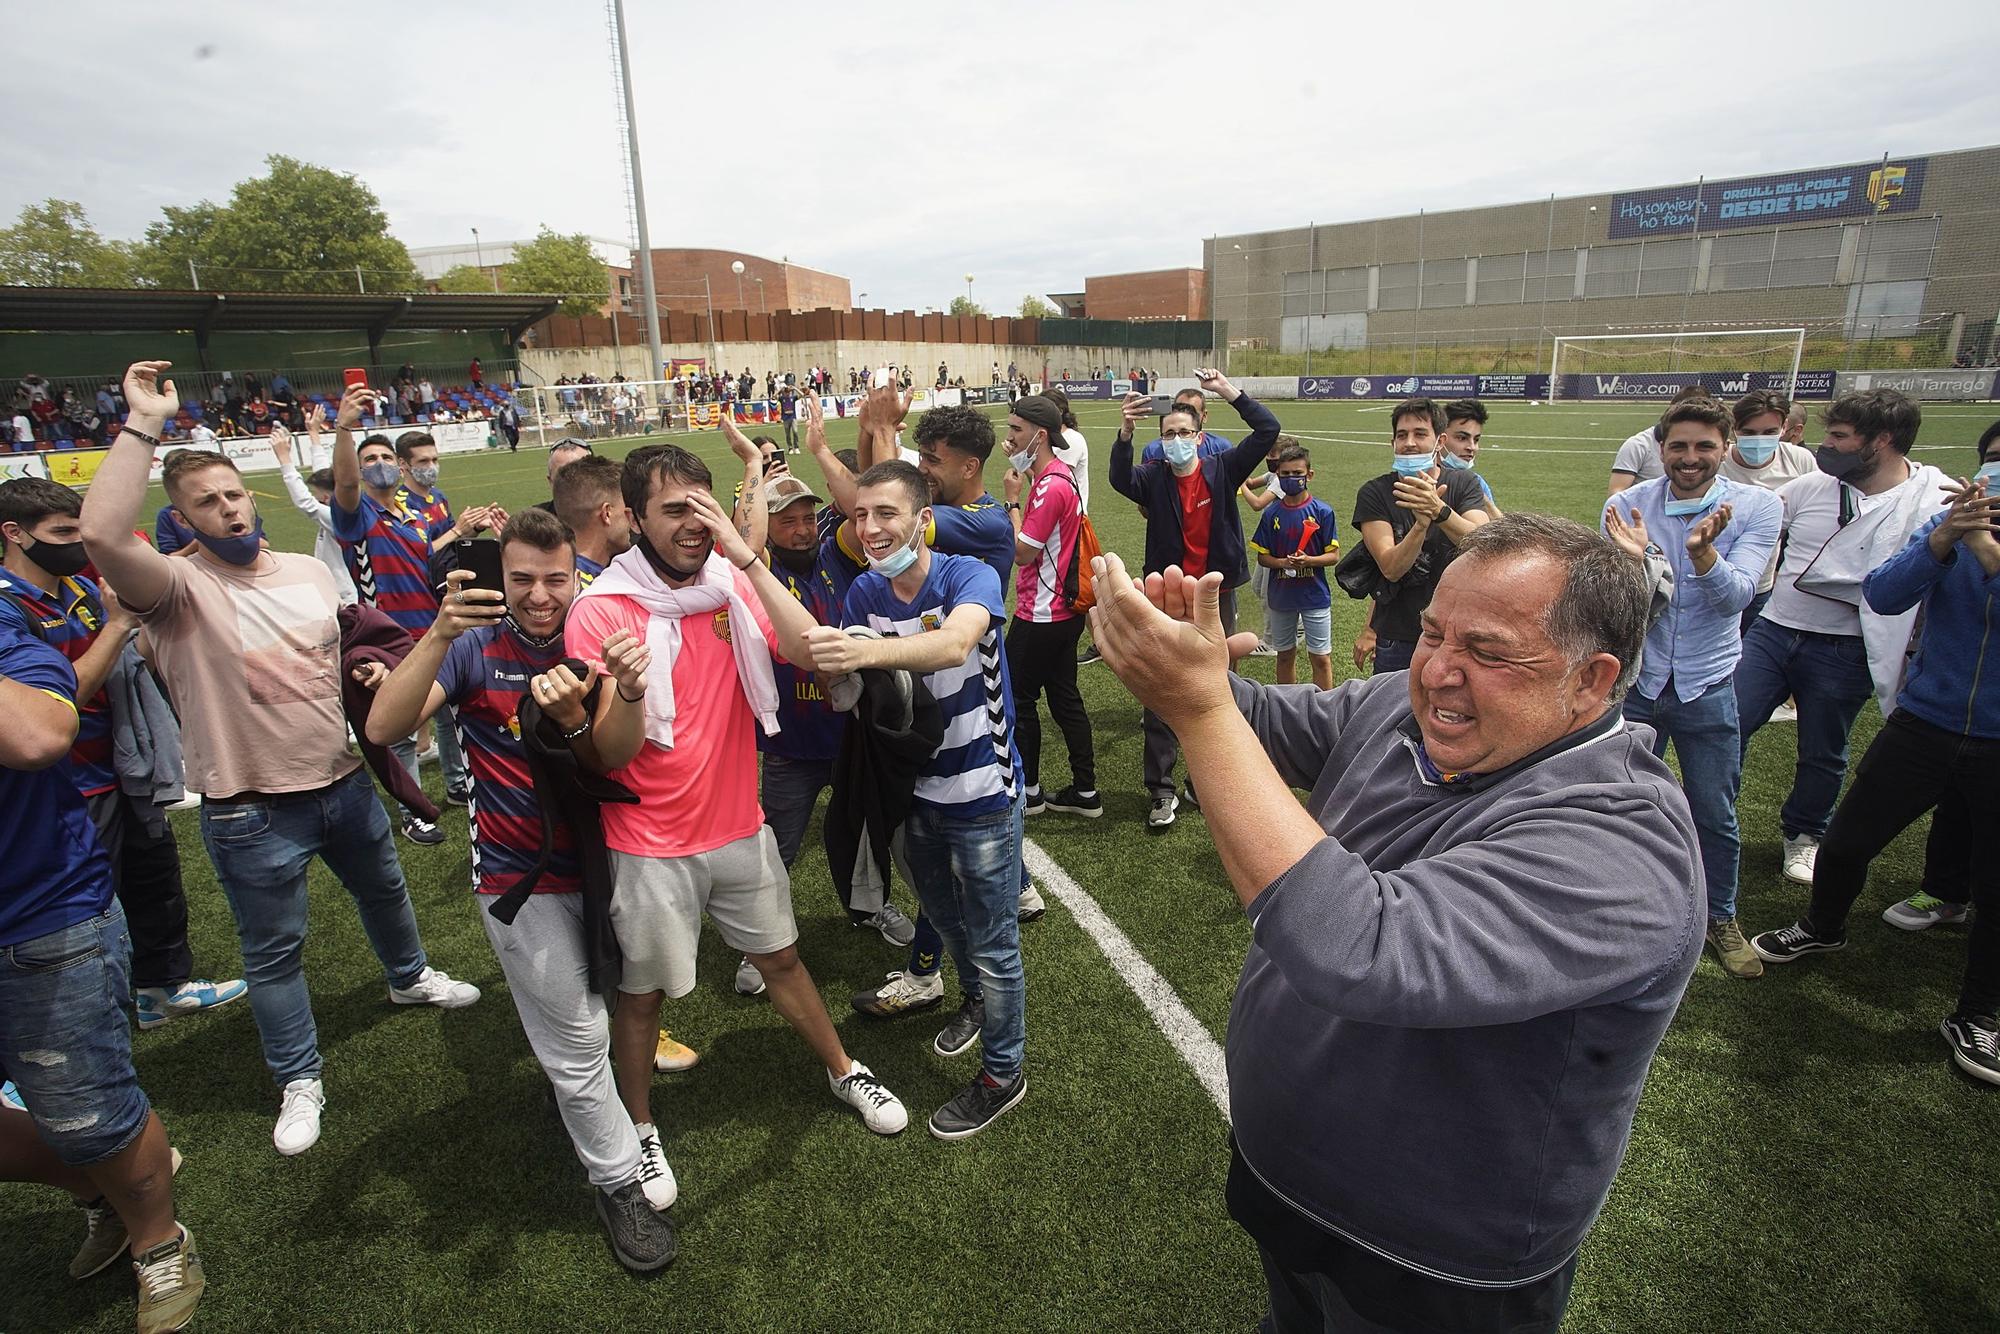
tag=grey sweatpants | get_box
[478,892,640,1192]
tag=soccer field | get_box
[5,398,1998,1332]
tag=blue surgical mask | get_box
[869,531,921,579]
[1277,475,1308,496]
[1391,453,1434,477]
[361,461,400,489]
[1662,488,1722,519]
[410,465,440,489]
[1975,461,2000,491]
[1163,438,1198,469]
[1735,435,1780,467]
[1439,451,1475,471]
[193,509,265,566]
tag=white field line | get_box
[1022,837,1231,1120]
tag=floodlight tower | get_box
[609,0,664,378]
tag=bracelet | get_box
[616,684,645,703]
[560,720,591,741]
[735,554,757,571]
[121,426,161,449]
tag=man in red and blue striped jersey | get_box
[363,505,677,1272]
[0,476,245,1029]
[330,404,500,827]
[392,432,452,536]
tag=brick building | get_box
[644,249,852,315]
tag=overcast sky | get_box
[6,0,1996,315]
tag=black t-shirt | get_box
[1350,469,1488,644]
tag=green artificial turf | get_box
[4,398,1997,1331]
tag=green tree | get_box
[1018,295,1057,319]
[131,156,420,292]
[948,294,986,318]
[502,228,609,316]
[435,264,496,294]
[0,200,137,287]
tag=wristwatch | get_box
[1005,502,1021,512]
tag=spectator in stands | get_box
[561,444,910,1193]
[1734,390,1950,889]
[1720,391,1818,632]
[1002,396,1097,819]
[0,613,208,1332]
[468,358,484,388]
[1087,513,1698,1334]
[1350,398,1490,678]
[1110,370,1281,830]
[0,475,248,1028]
[1601,397,1782,979]
[1608,385,1711,493]
[1438,399,1500,517]
[1752,437,2000,1085]
[80,364,483,1158]
[418,379,436,410]
[11,403,36,451]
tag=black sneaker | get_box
[596,1180,677,1273]
[1023,787,1047,816]
[1044,786,1103,818]
[1941,1014,2000,1086]
[1750,921,1846,964]
[1078,643,1102,666]
[928,1072,1027,1141]
[444,786,471,808]
[400,815,445,847]
[933,999,984,1057]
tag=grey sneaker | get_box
[1146,793,1178,831]
[934,999,985,1057]
[928,1072,1027,1141]
[734,955,767,997]
[858,904,917,948]
[132,1224,204,1334]
[1018,883,1047,922]
[596,1180,677,1272]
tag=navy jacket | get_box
[1109,394,1280,587]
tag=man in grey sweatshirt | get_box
[1089,512,1703,1333]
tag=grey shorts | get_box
[608,828,798,998]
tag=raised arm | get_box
[1108,393,1150,502]
[720,413,770,546]
[800,394,858,517]
[329,383,372,516]
[78,361,178,614]
[1197,369,1280,488]
[690,490,821,667]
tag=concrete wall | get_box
[521,341,1213,386]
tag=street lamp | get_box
[472,227,498,292]
[731,259,746,310]
[753,275,766,314]
[964,273,975,308]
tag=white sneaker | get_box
[389,966,481,1008]
[1768,701,1799,723]
[1018,883,1046,922]
[632,1122,678,1210]
[733,956,767,997]
[830,1060,908,1135]
[1781,834,1819,885]
[274,1078,324,1156]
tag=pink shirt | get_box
[1014,456,1082,623]
[564,574,779,858]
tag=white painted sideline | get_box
[1022,837,1231,1120]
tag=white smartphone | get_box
[871,367,891,390]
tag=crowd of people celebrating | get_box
[1,351,1994,1332]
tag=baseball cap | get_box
[1011,395,1063,436]
[766,475,823,512]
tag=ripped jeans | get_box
[0,902,153,1165]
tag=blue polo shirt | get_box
[0,624,113,947]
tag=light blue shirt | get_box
[1606,475,1781,702]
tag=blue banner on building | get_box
[1609,158,1928,238]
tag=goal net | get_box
[1548,327,1806,402]
[519,377,689,446]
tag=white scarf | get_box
[574,544,780,749]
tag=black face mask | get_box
[23,536,90,579]
[504,611,564,650]
[631,531,678,580]
[770,544,817,574]
[1816,443,1874,481]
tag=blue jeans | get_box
[0,904,152,1165]
[1738,587,1773,638]
[1372,637,1416,675]
[1625,679,1742,920]
[1733,620,1875,840]
[199,767,429,1088]
[896,797,1027,1080]
[394,707,469,799]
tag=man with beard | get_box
[1602,397,1781,978]
[365,507,676,1272]
[562,445,909,1206]
[79,362,481,1160]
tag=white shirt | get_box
[1052,427,1091,513]
[1719,441,1818,592]
[1763,471,1908,636]
[1612,428,1664,483]
[419,381,435,402]
[191,424,219,449]
[10,414,31,444]
[279,466,358,605]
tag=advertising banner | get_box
[137,419,496,483]
[1559,371,1838,400]
[1609,157,1929,238]
[1297,376,1382,400]
[46,450,108,488]
[1380,374,1480,398]
[1048,379,1117,400]
[0,454,49,481]
[1475,374,1552,399]
[1835,369,2000,400]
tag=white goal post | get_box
[1547,327,1806,402]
